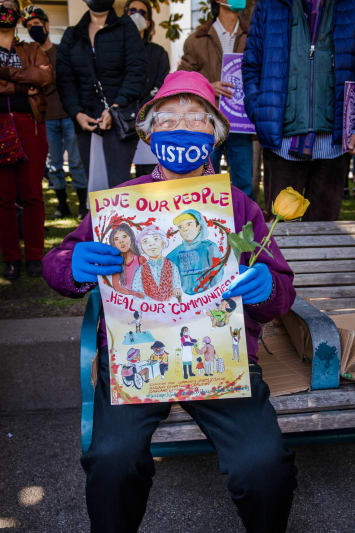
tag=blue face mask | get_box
[150,130,215,174]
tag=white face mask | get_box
[130,12,147,32]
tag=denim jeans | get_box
[210,132,253,198]
[46,118,87,190]
[81,347,297,533]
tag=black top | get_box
[56,9,147,122]
[140,41,170,106]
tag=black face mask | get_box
[0,6,19,28]
[29,25,48,45]
[84,0,114,12]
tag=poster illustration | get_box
[342,81,355,154]
[90,174,251,405]
[219,53,256,134]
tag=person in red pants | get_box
[0,0,52,281]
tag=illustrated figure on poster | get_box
[130,310,142,333]
[110,224,146,298]
[150,341,169,379]
[167,209,223,295]
[180,326,197,379]
[196,357,204,376]
[121,348,150,389]
[229,75,244,103]
[216,357,225,374]
[132,227,182,301]
[230,327,241,361]
[198,336,216,376]
[206,298,237,327]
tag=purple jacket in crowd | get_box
[43,174,296,362]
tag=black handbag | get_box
[87,50,138,140]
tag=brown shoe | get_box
[3,261,21,282]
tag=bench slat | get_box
[271,221,355,236]
[289,260,355,273]
[151,410,355,442]
[274,235,355,247]
[293,272,355,287]
[282,248,355,260]
[296,286,355,298]
[306,297,355,312]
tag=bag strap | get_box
[85,45,109,110]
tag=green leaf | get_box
[228,221,259,263]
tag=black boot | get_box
[183,365,188,379]
[3,261,21,282]
[54,189,71,219]
[76,188,88,220]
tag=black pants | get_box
[77,129,138,188]
[81,347,297,533]
[263,149,350,221]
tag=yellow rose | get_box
[272,187,310,220]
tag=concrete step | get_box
[0,318,83,412]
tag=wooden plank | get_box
[270,221,355,236]
[296,286,355,298]
[151,410,355,442]
[307,298,355,312]
[277,410,355,433]
[293,272,355,287]
[288,260,355,274]
[283,248,355,260]
[163,386,355,425]
[274,235,355,248]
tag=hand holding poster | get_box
[219,53,256,134]
[90,174,251,405]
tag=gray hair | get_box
[137,94,228,144]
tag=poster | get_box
[219,53,256,134]
[90,174,251,405]
[342,81,355,154]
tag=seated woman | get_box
[109,222,145,298]
[131,226,182,301]
[43,71,297,533]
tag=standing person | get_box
[124,0,170,177]
[199,336,216,376]
[180,326,197,379]
[179,0,254,198]
[242,0,355,221]
[0,0,52,281]
[56,0,146,188]
[22,6,88,220]
[43,71,297,533]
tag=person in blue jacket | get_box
[242,0,355,221]
[167,209,223,295]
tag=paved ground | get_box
[1,409,354,533]
[1,318,354,532]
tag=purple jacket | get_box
[43,174,296,361]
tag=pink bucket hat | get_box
[136,71,230,145]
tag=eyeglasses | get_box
[127,7,148,19]
[152,112,214,131]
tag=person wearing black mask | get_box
[124,0,170,177]
[56,0,147,188]
[0,0,52,281]
[22,6,88,220]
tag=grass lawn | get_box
[1,175,355,320]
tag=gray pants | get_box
[77,129,138,188]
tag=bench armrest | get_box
[282,296,341,390]
[80,286,101,453]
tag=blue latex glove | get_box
[222,263,273,304]
[72,241,123,283]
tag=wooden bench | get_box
[80,221,355,454]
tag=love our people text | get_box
[94,186,230,214]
